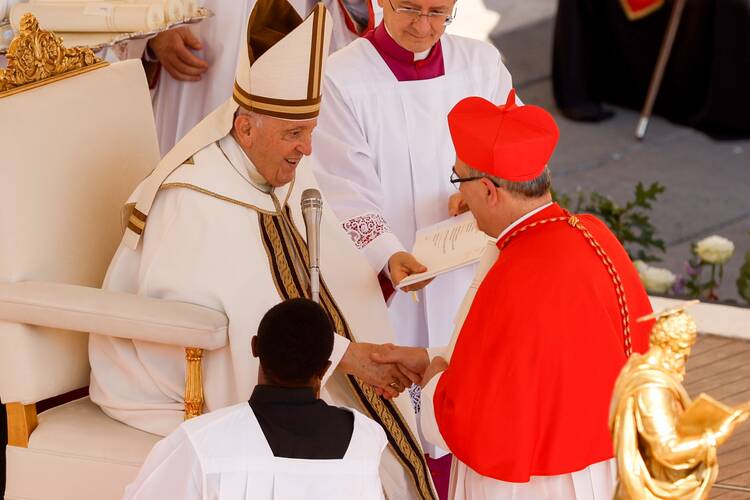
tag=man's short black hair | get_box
[256,298,334,384]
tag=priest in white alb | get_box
[89,2,436,498]
[133,0,382,155]
[310,0,515,375]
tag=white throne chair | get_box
[0,16,228,500]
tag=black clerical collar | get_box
[249,384,317,405]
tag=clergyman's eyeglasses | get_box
[387,0,457,26]
[449,167,499,189]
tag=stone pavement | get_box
[490,15,750,302]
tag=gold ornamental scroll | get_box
[0,13,107,99]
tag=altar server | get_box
[125,299,387,500]
[310,0,515,358]
[90,2,436,498]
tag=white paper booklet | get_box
[396,212,490,289]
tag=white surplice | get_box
[88,134,426,499]
[418,215,617,500]
[310,34,513,351]
[124,403,387,500]
[144,0,381,155]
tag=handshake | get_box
[340,342,449,399]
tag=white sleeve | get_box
[488,48,517,105]
[123,428,203,500]
[312,76,406,273]
[322,333,351,386]
[419,373,449,451]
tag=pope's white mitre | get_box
[122,0,333,250]
[233,0,332,119]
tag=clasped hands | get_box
[340,193,463,397]
[340,342,448,399]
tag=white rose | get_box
[694,235,735,265]
[633,260,649,274]
[636,263,676,294]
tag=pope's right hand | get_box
[339,342,413,399]
[147,27,209,81]
[370,343,429,383]
[388,251,433,292]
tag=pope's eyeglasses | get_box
[386,0,457,26]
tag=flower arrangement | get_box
[634,261,676,294]
[555,183,749,304]
[677,235,735,301]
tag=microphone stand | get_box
[301,189,322,304]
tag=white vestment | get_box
[310,34,513,351]
[146,0,381,155]
[89,134,429,499]
[124,403,387,500]
[419,222,617,500]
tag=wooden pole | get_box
[636,0,687,140]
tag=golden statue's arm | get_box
[636,387,713,468]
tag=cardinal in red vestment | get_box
[374,90,654,499]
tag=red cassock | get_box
[433,202,653,483]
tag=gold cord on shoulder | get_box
[499,213,633,357]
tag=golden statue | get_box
[610,305,750,499]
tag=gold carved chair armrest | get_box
[0,281,228,444]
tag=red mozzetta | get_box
[434,202,654,482]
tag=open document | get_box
[396,212,490,289]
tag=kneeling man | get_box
[125,299,387,499]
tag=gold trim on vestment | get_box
[158,180,295,217]
[0,14,108,98]
[258,204,437,500]
[619,0,664,20]
[131,208,147,221]
[233,82,322,119]
[313,6,325,98]
[307,4,325,100]
[235,88,322,106]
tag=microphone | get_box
[301,188,323,303]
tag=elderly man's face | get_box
[378,0,455,53]
[235,113,317,187]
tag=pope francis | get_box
[88,1,436,498]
